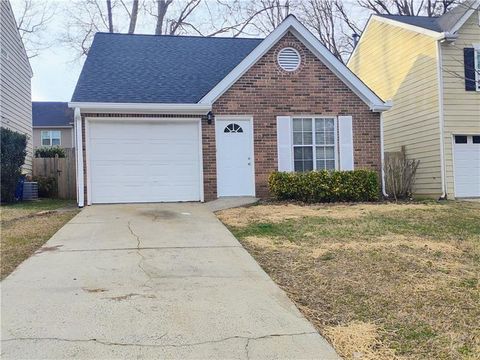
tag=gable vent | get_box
[277,47,301,72]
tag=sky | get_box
[10,0,368,103]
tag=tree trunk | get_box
[128,0,139,33]
[106,0,114,32]
[155,0,171,35]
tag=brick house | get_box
[70,15,391,206]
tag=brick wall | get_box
[210,31,381,199]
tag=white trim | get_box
[380,113,388,197]
[33,126,73,129]
[199,15,390,112]
[68,102,212,115]
[436,40,447,199]
[474,47,480,91]
[74,108,84,207]
[214,116,256,197]
[451,134,457,199]
[84,116,204,204]
[449,1,480,34]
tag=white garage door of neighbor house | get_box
[88,120,201,204]
[454,135,480,198]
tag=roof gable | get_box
[71,34,262,104]
[200,15,389,111]
[32,102,74,127]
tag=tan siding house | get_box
[0,0,33,172]
[348,1,480,199]
[32,102,74,149]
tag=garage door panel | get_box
[454,137,480,198]
[88,121,201,203]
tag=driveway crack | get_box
[127,221,152,288]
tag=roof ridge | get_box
[94,32,265,41]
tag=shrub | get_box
[384,148,420,200]
[35,146,65,158]
[32,175,57,198]
[268,170,379,202]
[1,128,27,203]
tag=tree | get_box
[0,128,27,203]
[356,0,457,16]
[13,0,56,58]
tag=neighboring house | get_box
[69,15,391,206]
[348,1,480,199]
[32,102,74,149]
[0,0,33,173]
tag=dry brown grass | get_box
[219,201,480,359]
[1,200,79,279]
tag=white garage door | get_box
[454,135,480,198]
[88,120,201,203]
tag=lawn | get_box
[217,201,480,360]
[1,199,80,279]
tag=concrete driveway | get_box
[1,203,338,359]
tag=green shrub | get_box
[268,170,379,202]
[1,127,27,203]
[34,146,65,158]
[32,175,57,198]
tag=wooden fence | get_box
[33,148,76,200]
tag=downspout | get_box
[436,40,447,200]
[380,112,389,198]
[74,108,84,207]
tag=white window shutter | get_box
[338,116,354,170]
[276,116,293,172]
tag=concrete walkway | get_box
[1,203,338,359]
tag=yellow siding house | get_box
[348,0,480,199]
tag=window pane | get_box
[325,146,335,159]
[294,161,304,172]
[42,138,50,146]
[315,118,324,131]
[294,147,303,160]
[293,132,303,145]
[326,160,335,170]
[316,147,325,160]
[303,147,313,160]
[303,132,312,145]
[325,131,335,144]
[472,136,480,144]
[315,132,325,145]
[52,131,61,139]
[325,119,334,131]
[316,160,326,170]
[52,138,60,146]
[293,119,302,131]
[455,135,467,144]
[41,131,49,140]
[303,119,312,131]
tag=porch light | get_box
[205,111,214,125]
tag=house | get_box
[0,0,33,173]
[348,1,480,199]
[69,15,391,206]
[32,102,74,149]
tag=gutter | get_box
[380,112,389,198]
[68,102,212,115]
[370,100,393,112]
[436,40,447,200]
[74,108,84,208]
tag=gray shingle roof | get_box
[71,33,263,103]
[376,14,443,32]
[32,102,73,127]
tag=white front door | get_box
[216,119,255,197]
[454,135,480,198]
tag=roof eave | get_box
[68,102,212,115]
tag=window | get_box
[41,130,61,146]
[455,135,468,144]
[473,136,480,144]
[277,47,301,72]
[224,123,243,133]
[293,117,336,172]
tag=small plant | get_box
[269,169,379,202]
[35,146,66,158]
[384,147,420,200]
[32,175,58,198]
[1,127,27,203]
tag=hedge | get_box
[268,170,379,202]
[1,127,27,203]
[32,175,57,198]
[35,146,65,158]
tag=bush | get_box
[268,170,379,203]
[1,128,27,203]
[32,175,57,198]
[35,146,65,158]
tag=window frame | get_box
[291,116,338,172]
[475,48,480,91]
[40,130,61,147]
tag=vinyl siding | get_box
[440,11,480,198]
[348,19,442,196]
[33,128,74,149]
[0,0,33,173]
